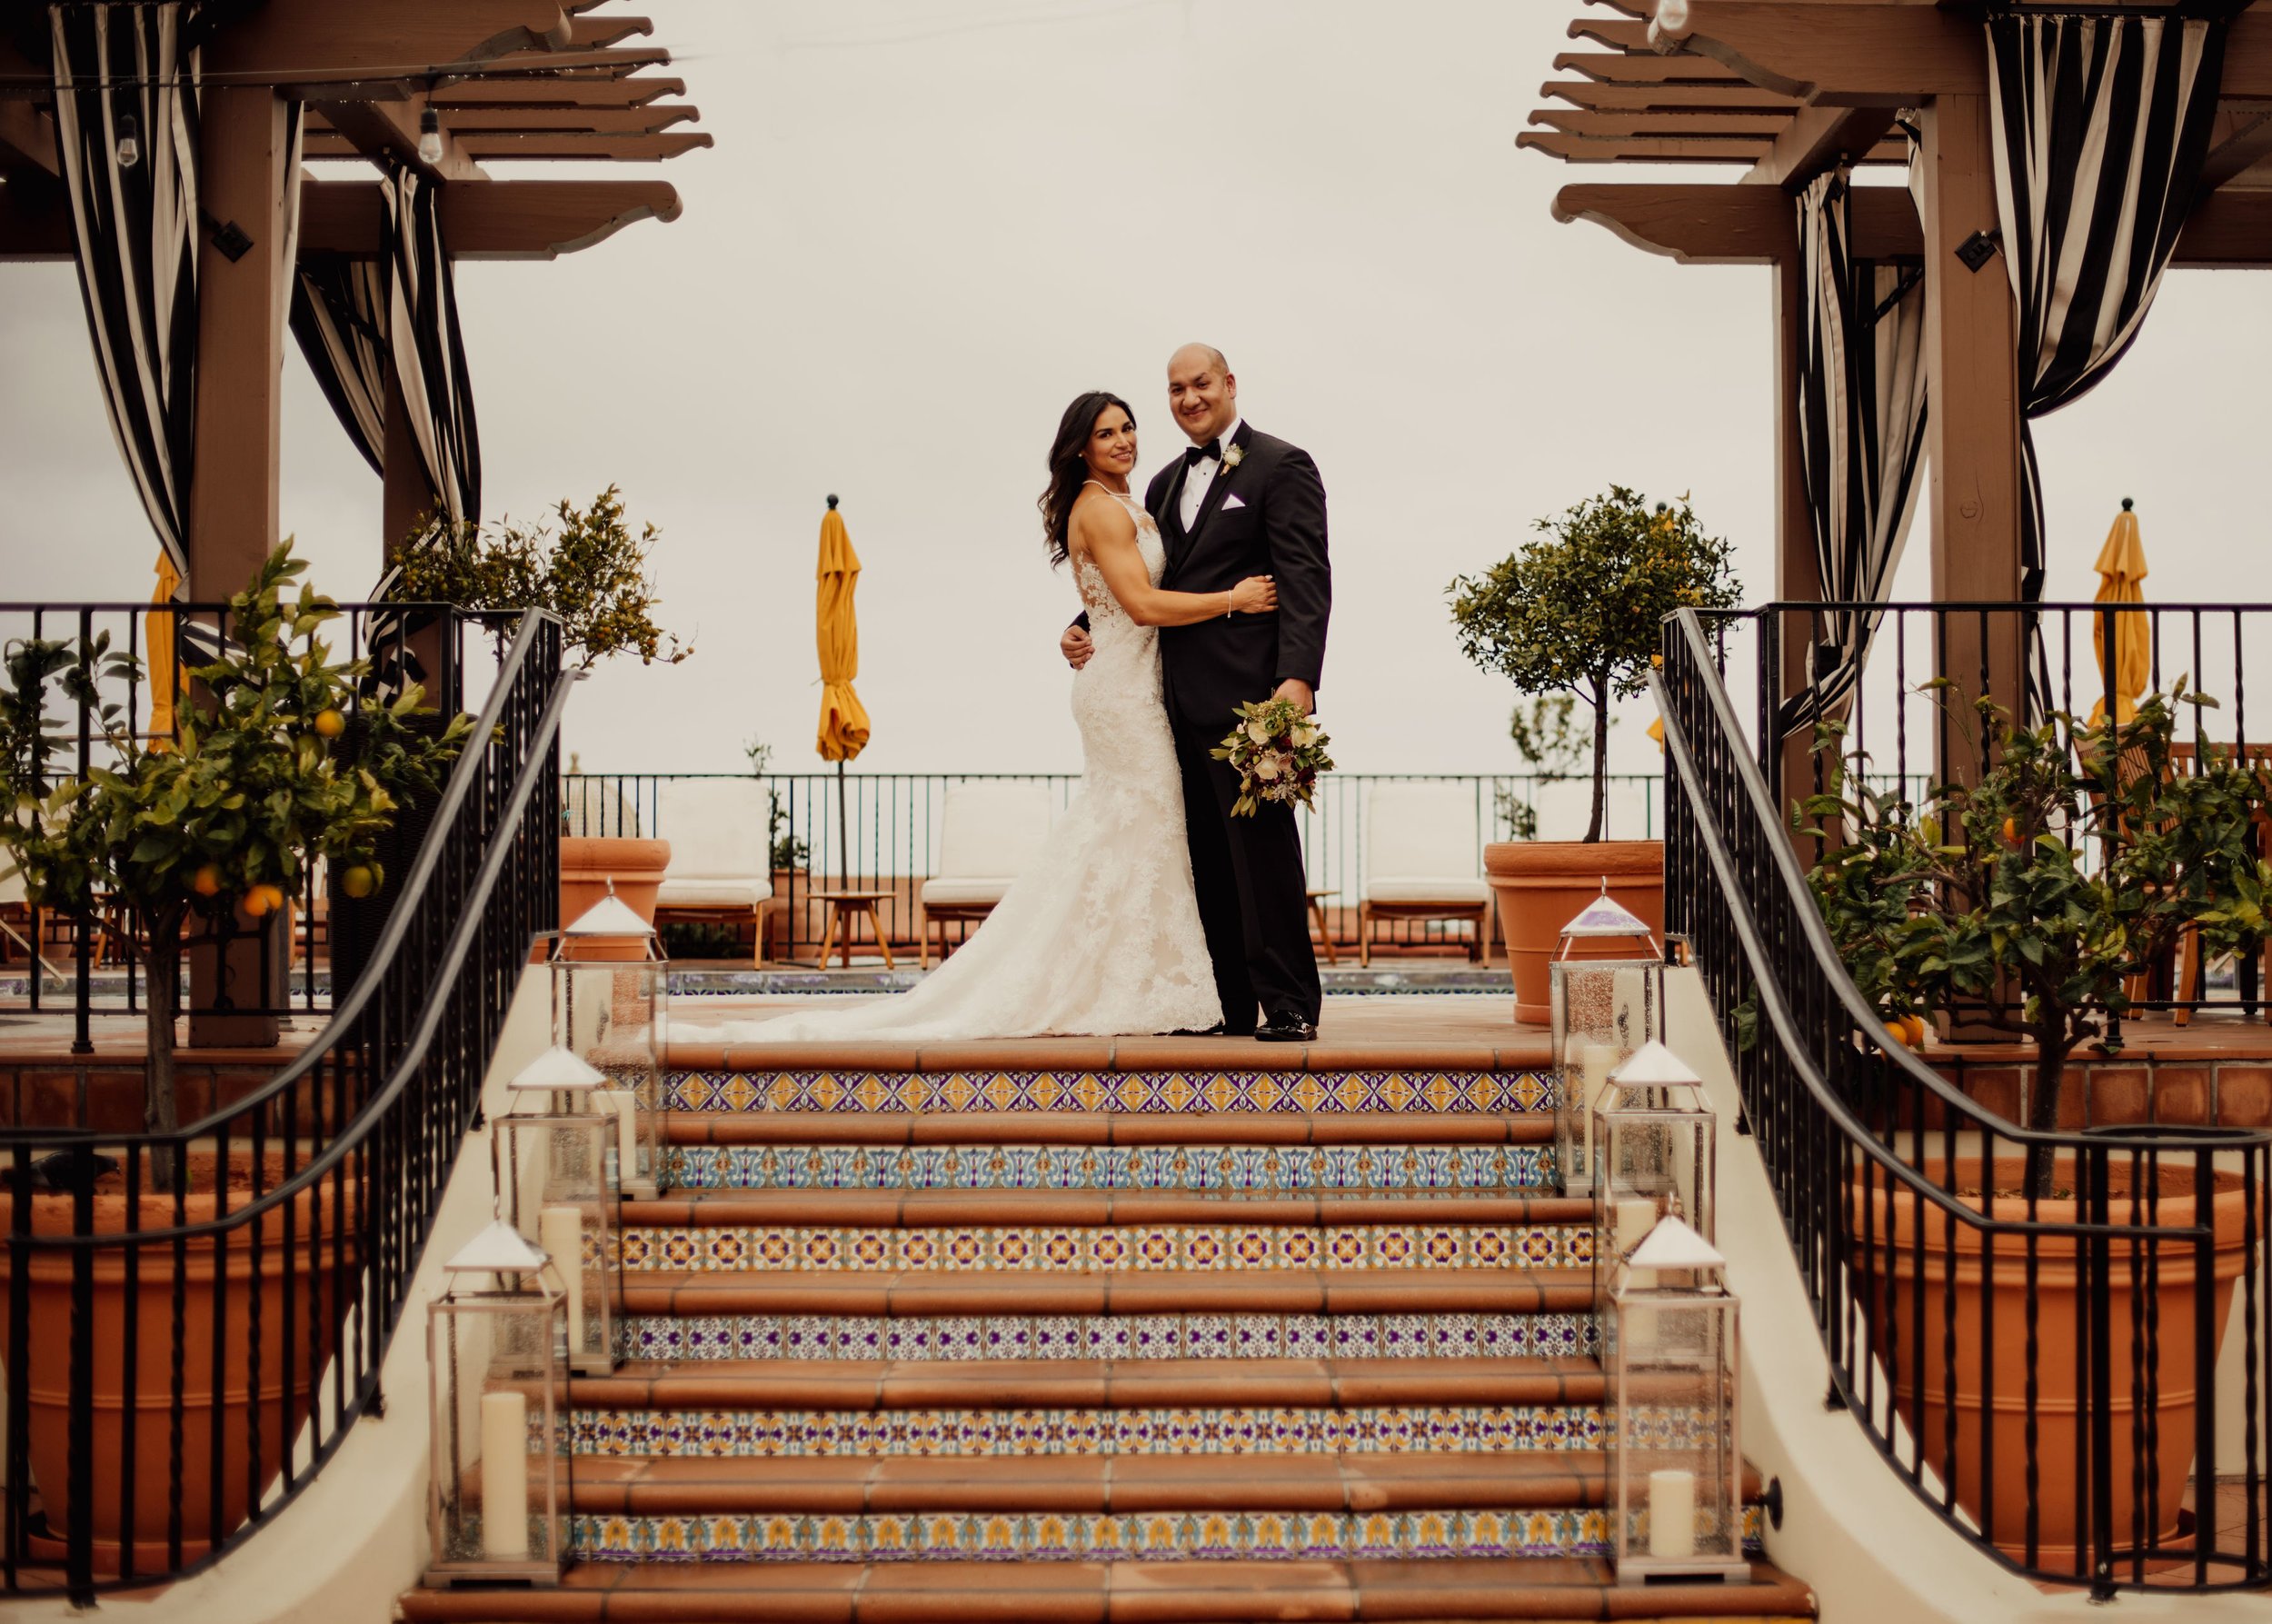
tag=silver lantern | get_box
[424,1220,572,1588]
[1590,1040,1718,1310]
[1550,882,1663,1198]
[493,1044,621,1375]
[1606,1215,1747,1585]
[550,881,668,1200]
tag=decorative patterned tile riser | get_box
[663,1141,1556,1194]
[615,1223,1590,1273]
[662,1070,1557,1116]
[568,1403,1644,1457]
[619,1310,1598,1362]
[567,1506,1767,1562]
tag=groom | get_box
[1063,344,1330,1041]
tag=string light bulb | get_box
[115,112,140,169]
[417,106,443,164]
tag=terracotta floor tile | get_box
[854,1560,1109,1624]
[866,1454,1111,1512]
[1105,1558,1357,1623]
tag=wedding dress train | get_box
[717,490,1221,1041]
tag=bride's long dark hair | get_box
[1039,390,1134,567]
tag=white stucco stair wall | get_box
[1669,964,2268,1623]
[7,964,550,1624]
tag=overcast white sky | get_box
[3,0,2268,782]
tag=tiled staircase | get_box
[401,1031,1813,1622]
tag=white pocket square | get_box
[1221,493,1247,511]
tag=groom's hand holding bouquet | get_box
[1213,697,1334,818]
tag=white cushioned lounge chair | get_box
[1358,782,1492,967]
[653,779,774,962]
[919,782,1053,968]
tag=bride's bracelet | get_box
[1225,592,1234,619]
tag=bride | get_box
[719,391,1277,1041]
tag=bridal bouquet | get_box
[1214,698,1335,817]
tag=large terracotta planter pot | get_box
[1483,840,1664,1024]
[0,1159,355,1571]
[558,835,670,961]
[1858,1157,2249,1570]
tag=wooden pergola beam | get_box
[295,175,683,259]
[1544,81,1801,114]
[1519,129,1908,164]
[427,74,685,107]
[0,97,56,179]
[1529,109,1797,140]
[0,174,69,261]
[1550,52,1750,86]
[194,0,576,77]
[1740,105,1899,190]
[309,95,487,182]
[1568,19,1656,52]
[1552,180,1925,265]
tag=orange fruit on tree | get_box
[340,865,377,900]
[1884,1020,1910,1050]
[313,708,345,738]
[1905,1013,1928,1047]
[190,863,223,898]
[2001,816,2020,847]
[243,884,274,918]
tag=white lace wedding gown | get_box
[718,490,1221,1041]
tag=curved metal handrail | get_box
[3,609,571,1599]
[1651,604,2271,1593]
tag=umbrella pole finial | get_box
[826,493,840,511]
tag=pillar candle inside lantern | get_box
[1649,1468,1698,1559]
[1612,966,1647,1046]
[599,1088,641,1184]
[539,1204,584,1351]
[1579,1042,1618,1178]
[478,1390,531,1559]
[1613,1197,1658,1259]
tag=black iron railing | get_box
[1726,599,2272,1018]
[562,769,1668,961]
[0,600,513,1049]
[0,610,568,1600]
[1655,604,2270,1592]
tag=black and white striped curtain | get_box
[1776,167,1930,739]
[289,253,388,474]
[381,165,480,532]
[47,1,201,585]
[1987,12,2228,706]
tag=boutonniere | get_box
[1221,443,1245,471]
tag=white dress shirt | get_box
[1177,416,1245,532]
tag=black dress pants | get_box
[1173,725,1323,1031]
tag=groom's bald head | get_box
[1167,344,1237,445]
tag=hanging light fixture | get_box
[418,106,443,164]
[115,111,141,170]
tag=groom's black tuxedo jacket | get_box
[1144,422,1331,734]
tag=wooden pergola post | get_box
[1918,92,2025,768]
[184,81,290,608]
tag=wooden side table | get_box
[1307,888,1340,967]
[814,889,897,970]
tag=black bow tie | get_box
[1183,438,1222,468]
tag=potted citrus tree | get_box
[0,542,466,1562]
[1450,487,1738,1020]
[1801,685,2267,1566]
[392,485,688,930]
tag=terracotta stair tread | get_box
[663,1035,1554,1073]
[622,1192,1588,1227]
[665,1112,1557,1148]
[395,1556,1811,1622]
[553,1450,1769,1516]
[619,1268,1597,1319]
[564,1354,1605,1411]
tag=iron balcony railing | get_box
[0,609,569,1601]
[561,769,1669,961]
[0,600,520,1049]
[1655,603,2270,1593]
[1718,598,2272,1020]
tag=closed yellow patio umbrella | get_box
[146,552,181,743]
[2088,497,2150,726]
[814,495,871,889]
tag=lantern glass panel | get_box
[494,1108,619,1374]
[425,1287,570,1586]
[549,947,667,1199]
[1589,1085,1716,1303]
[1550,958,1661,1196]
[1607,1269,1746,1583]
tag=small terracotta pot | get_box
[558,835,670,961]
[1857,1157,2249,1571]
[1483,840,1664,1023]
[0,1155,357,1571]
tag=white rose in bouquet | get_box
[1246,719,1273,745]
[1254,753,1282,781]
[1292,723,1318,748]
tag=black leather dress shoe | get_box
[1255,1012,1318,1043]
